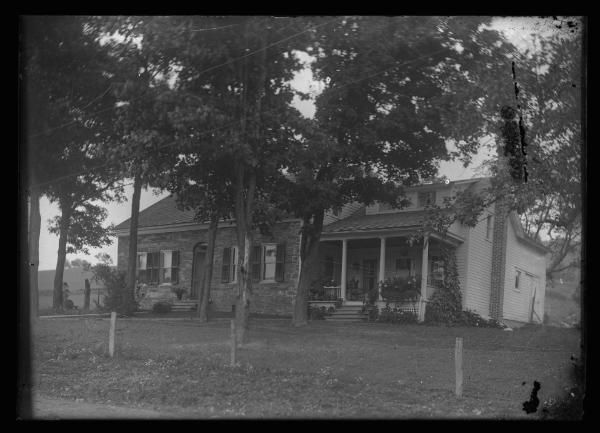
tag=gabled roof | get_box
[114,195,198,231]
[508,212,551,254]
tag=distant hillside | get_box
[38,268,112,293]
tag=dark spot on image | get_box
[522,381,541,414]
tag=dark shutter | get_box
[150,252,160,284]
[251,245,262,282]
[172,251,179,284]
[221,247,231,283]
[275,243,286,282]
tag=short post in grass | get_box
[230,319,237,367]
[109,311,116,358]
[455,337,463,397]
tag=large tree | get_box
[89,16,181,312]
[21,16,124,312]
[153,16,309,342]
[279,16,520,325]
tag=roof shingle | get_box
[114,195,198,230]
[322,210,439,233]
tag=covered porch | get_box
[310,230,462,321]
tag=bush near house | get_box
[91,263,137,315]
[152,301,173,314]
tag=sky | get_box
[35,16,572,270]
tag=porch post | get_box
[419,233,430,322]
[340,239,348,300]
[378,237,386,301]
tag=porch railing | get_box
[309,285,341,301]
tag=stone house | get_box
[114,177,549,324]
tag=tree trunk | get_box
[292,232,321,326]
[28,187,41,319]
[233,18,265,344]
[52,204,71,311]
[126,172,143,313]
[292,210,325,326]
[234,169,256,345]
[198,215,218,322]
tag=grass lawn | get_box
[30,318,581,419]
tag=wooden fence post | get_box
[230,319,237,367]
[109,312,116,358]
[455,337,463,397]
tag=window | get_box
[417,191,436,207]
[263,244,277,281]
[137,251,177,285]
[486,214,493,240]
[137,253,147,283]
[146,252,160,285]
[429,256,444,284]
[248,243,286,283]
[160,250,179,284]
[515,270,521,291]
[395,258,414,276]
[221,246,238,283]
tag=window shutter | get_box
[221,247,231,283]
[172,251,180,284]
[151,252,160,284]
[275,243,286,282]
[251,245,262,282]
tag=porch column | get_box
[340,239,348,300]
[419,233,430,322]
[378,237,386,300]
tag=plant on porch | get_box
[379,276,422,303]
[308,278,341,301]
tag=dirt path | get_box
[32,396,177,419]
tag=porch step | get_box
[171,301,197,311]
[324,305,368,322]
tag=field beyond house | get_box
[30,317,581,419]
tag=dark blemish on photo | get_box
[522,380,541,414]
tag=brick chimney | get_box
[489,198,509,320]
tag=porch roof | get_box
[322,209,452,234]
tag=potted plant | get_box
[171,287,187,301]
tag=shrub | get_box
[171,287,187,300]
[424,247,462,325]
[458,309,505,328]
[361,304,379,322]
[377,305,418,324]
[91,263,137,315]
[152,301,172,314]
[307,305,328,320]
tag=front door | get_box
[360,259,377,300]
[191,245,207,300]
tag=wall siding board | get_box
[463,206,495,319]
[502,219,547,323]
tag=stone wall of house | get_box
[117,220,302,315]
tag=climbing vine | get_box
[424,246,463,324]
